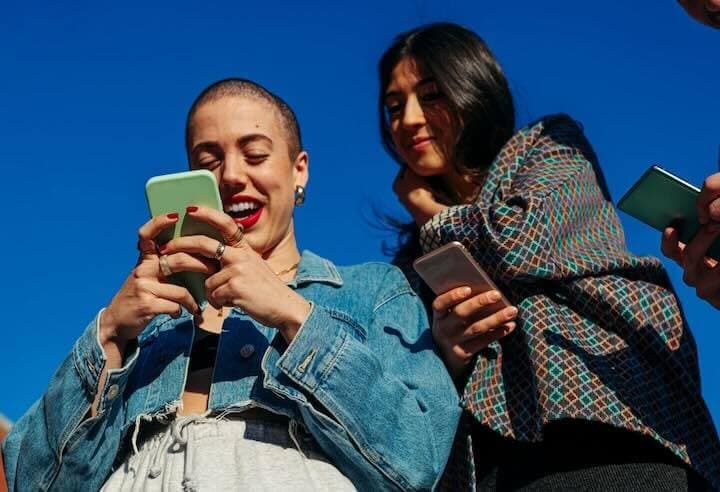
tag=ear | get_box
[292,150,309,189]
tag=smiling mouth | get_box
[224,201,261,219]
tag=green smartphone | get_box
[145,169,224,305]
[617,165,720,260]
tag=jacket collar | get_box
[288,250,343,288]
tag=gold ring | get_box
[214,242,227,260]
[224,225,244,247]
[159,255,173,277]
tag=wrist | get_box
[278,294,311,342]
[99,308,129,354]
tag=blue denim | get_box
[3,251,460,491]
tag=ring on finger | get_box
[214,241,227,260]
[159,254,173,277]
[224,225,244,247]
[137,238,158,257]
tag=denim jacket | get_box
[3,251,460,491]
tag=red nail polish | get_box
[167,212,179,220]
[186,206,198,213]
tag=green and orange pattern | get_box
[422,115,720,489]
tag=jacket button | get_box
[240,344,255,359]
[107,384,119,400]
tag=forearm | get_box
[275,303,460,490]
[5,312,139,490]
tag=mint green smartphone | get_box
[145,170,224,305]
[617,165,720,260]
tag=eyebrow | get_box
[384,77,436,99]
[191,133,273,156]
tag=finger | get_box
[206,283,235,310]
[186,205,242,245]
[432,287,473,316]
[138,213,180,242]
[204,265,237,293]
[461,306,518,339]
[698,173,720,224]
[694,265,720,305]
[137,238,159,260]
[661,227,684,264]
[160,235,224,259]
[164,252,219,277]
[682,225,720,282]
[451,290,508,320]
[152,298,186,319]
[708,199,720,225]
[150,282,199,314]
[459,322,516,357]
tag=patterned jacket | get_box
[415,114,720,489]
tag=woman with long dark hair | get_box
[379,22,720,490]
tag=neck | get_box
[261,221,302,276]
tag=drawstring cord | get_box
[145,412,210,489]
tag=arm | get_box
[3,213,206,490]
[2,313,139,491]
[273,266,461,491]
[421,115,624,284]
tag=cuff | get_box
[72,309,140,408]
[276,303,349,392]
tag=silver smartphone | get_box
[413,241,510,306]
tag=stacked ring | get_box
[224,225,244,247]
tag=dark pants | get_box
[473,420,712,491]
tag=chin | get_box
[409,161,448,177]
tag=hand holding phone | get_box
[413,241,516,378]
[618,165,720,261]
[145,170,224,305]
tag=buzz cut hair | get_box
[185,78,303,159]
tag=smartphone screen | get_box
[617,165,720,260]
[413,241,510,306]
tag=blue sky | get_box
[1,0,718,430]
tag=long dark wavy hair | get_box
[378,23,516,276]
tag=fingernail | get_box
[488,291,501,302]
[506,307,518,319]
[461,287,472,296]
[158,243,168,253]
[167,212,179,220]
[186,206,198,213]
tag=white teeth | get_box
[225,201,260,213]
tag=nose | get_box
[401,95,426,129]
[220,152,249,188]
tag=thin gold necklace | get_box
[274,260,301,277]
[216,260,301,317]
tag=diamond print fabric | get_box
[424,115,720,489]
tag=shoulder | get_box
[300,250,418,311]
[516,113,591,151]
[336,261,414,296]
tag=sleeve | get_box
[270,267,461,491]
[420,114,628,285]
[2,310,140,491]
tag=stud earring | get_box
[294,185,306,206]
